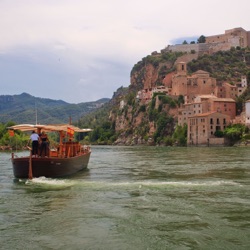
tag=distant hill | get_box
[0,92,110,124]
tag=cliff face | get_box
[131,63,163,90]
[109,52,184,145]
[130,55,178,90]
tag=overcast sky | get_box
[0,0,249,103]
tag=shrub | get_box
[214,130,224,137]
[138,105,146,113]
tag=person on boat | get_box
[39,131,49,157]
[27,130,40,157]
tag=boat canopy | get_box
[7,124,92,133]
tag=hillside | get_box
[0,92,109,124]
[78,47,250,145]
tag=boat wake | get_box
[138,180,241,187]
[15,178,241,192]
[24,176,75,189]
[73,179,241,189]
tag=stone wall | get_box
[208,138,226,146]
[163,44,199,53]
[248,32,250,47]
[162,27,250,55]
[163,42,237,55]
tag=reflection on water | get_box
[1,146,250,250]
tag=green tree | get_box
[197,35,206,43]
[223,124,246,145]
[177,95,185,106]
[0,122,29,149]
[172,124,187,146]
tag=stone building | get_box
[162,27,250,55]
[245,100,250,126]
[187,111,230,146]
[171,62,216,103]
[215,76,247,99]
[178,95,236,126]
[205,27,250,48]
[207,98,236,120]
[178,102,203,126]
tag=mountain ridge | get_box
[0,92,110,124]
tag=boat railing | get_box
[49,142,90,158]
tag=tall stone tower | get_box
[176,62,187,75]
[172,62,188,96]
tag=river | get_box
[1,146,250,249]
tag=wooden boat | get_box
[8,124,92,179]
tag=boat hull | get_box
[12,152,91,178]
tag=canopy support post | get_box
[28,149,33,179]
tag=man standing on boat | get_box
[27,130,40,157]
[39,131,49,157]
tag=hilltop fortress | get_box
[162,27,250,55]
[133,27,250,146]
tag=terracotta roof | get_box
[189,111,230,118]
[196,95,218,99]
[189,111,217,118]
[194,70,209,74]
[211,98,235,102]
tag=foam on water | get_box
[24,176,75,188]
[72,179,241,189]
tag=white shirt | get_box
[30,133,39,141]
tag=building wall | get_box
[172,75,188,96]
[247,32,250,47]
[188,112,230,146]
[178,102,203,126]
[163,27,249,55]
[178,96,236,127]
[215,85,226,98]
[241,76,247,87]
[205,33,228,44]
[226,27,249,47]
[186,76,216,103]
[209,138,226,146]
[171,63,217,103]
[223,83,238,99]
[171,62,188,96]
[164,44,200,54]
[209,99,236,119]
[245,101,250,125]
[206,27,248,47]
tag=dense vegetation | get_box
[76,92,187,146]
[0,92,109,124]
[188,47,250,82]
[77,102,117,145]
[0,122,28,149]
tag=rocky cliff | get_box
[109,52,187,146]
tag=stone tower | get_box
[171,62,188,96]
[176,62,187,75]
